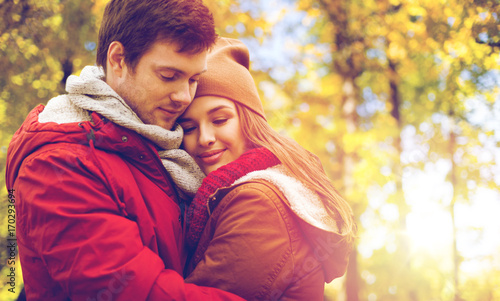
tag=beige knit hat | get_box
[195,37,266,119]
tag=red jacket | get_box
[5,105,242,301]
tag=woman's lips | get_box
[198,149,225,165]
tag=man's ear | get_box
[107,41,126,78]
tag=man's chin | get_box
[141,116,176,131]
[158,120,177,131]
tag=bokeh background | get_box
[1,0,499,300]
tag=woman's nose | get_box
[198,125,215,147]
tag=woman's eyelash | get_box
[213,118,228,124]
[181,124,196,133]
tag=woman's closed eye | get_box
[180,123,197,134]
[213,118,228,125]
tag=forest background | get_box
[0,0,499,300]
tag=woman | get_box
[179,37,356,300]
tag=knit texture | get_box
[186,147,280,250]
[234,165,340,234]
[195,37,266,120]
[38,65,205,198]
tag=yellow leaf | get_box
[11,75,23,86]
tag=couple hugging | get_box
[5,0,355,300]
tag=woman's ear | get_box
[107,41,126,78]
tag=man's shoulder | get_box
[39,94,92,124]
[23,141,104,166]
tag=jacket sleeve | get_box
[15,147,242,301]
[185,183,297,300]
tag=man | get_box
[5,0,243,300]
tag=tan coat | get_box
[185,166,352,300]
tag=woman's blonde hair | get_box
[235,103,356,241]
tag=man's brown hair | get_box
[96,0,217,73]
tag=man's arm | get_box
[16,146,242,301]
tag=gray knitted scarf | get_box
[38,66,205,199]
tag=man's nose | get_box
[171,81,192,106]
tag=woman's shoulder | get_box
[211,165,339,233]
[208,177,289,216]
[188,178,319,300]
[203,178,327,299]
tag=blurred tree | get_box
[267,0,500,300]
[1,0,499,300]
[0,0,99,167]
[0,0,100,298]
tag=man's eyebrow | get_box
[177,105,232,123]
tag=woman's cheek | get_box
[183,137,196,156]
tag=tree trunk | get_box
[448,112,462,301]
[317,1,363,299]
[342,77,359,301]
[388,58,416,301]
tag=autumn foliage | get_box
[1,0,499,300]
